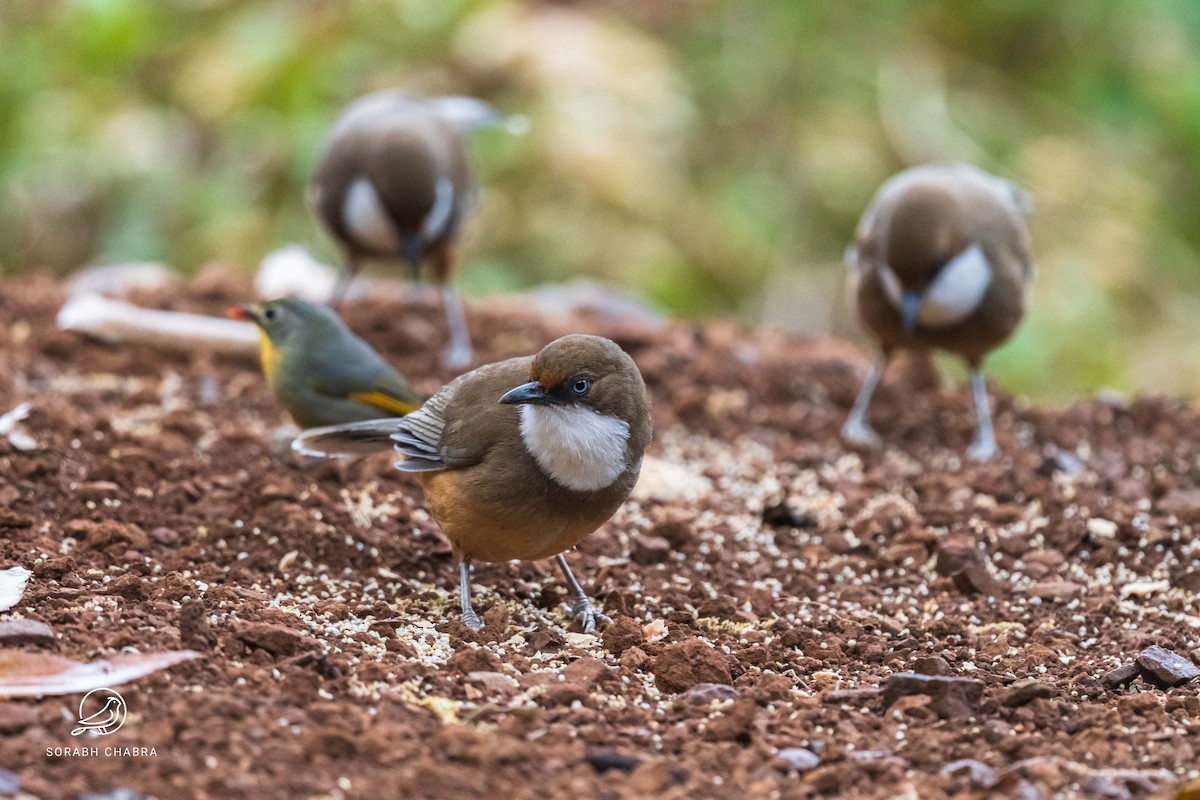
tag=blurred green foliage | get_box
[4,0,1200,399]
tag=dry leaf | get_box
[0,649,200,697]
[0,567,32,612]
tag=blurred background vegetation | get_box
[3,0,1200,400]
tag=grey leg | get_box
[459,560,482,631]
[841,355,888,449]
[329,255,358,309]
[441,284,472,370]
[556,553,609,634]
[966,368,997,461]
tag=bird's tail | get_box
[292,419,408,458]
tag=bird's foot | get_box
[441,343,473,371]
[966,437,997,462]
[460,609,483,632]
[570,596,611,634]
[841,418,882,450]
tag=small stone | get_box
[678,683,738,706]
[761,503,817,529]
[0,769,16,794]
[150,527,179,546]
[941,759,997,789]
[1135,645,1200,687]
[1080,774,1132,800]
[0,619,54,646]
[912,656,953,676]
[0,703,41,735]
[1035,448,1085,477]
[1101,663,1140,691]
[236,622,302,657]
[619,646,649,670]
[467,671,518,694]
[446,646,502,674]
[1157,488,1200,520]
[600,615,645,656]
[652,638,732,693]
[774,748,820,772]
[999,678,1054,707]
[75,481,121,501]
[626,762,679,794]
[935,537,985,577]
[630,535,671,565]
[936,538,1003,596]
[108,573,147,601]
[881,672,985,719]
[585,749,640,774]
[1026,580,1084,601]
[1173,569,1200,593]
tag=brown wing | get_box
[391,356,533,472]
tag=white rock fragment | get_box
[1087,518,1119,540]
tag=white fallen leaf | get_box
[0,404,36,451]
[0,649,201,697]
[0,567,32,612]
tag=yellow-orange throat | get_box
[256,329,280,385]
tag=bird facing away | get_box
[294,334,653,632]
[310,89,512,369]
[229,297,424,429]
[842,163,1033,460]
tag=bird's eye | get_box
[571,378,590,396]
[264,308,277,321]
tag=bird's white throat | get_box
[518,404,630,492]
[880,243,993,328]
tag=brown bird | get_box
[842,163,1033,460]
[294,334,652,632]
[310,90,517,369]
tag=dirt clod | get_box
[652,638,732,692]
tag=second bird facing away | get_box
[310,90,511,370]
[230,297,424,429]
[843,163,1033,460]
[294,334,653,633]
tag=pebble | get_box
[630,534,671,565]
[1134,645,1200,687]
[678,683,738,706]
[0,619,54,647]
[774,748,820,772]
[585,749,640,774]
[940,759,997,789]
[1025,580,1084,601]
[999,679,1054,707]
[236,622,302,657]
[1100,663,1140,691]
[935,538,1003,596]
[881,672,984,719]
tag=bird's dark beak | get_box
[228,304,259,324]
[402,235,424,279]
[901,290,922,334]
[499,381,550,406]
